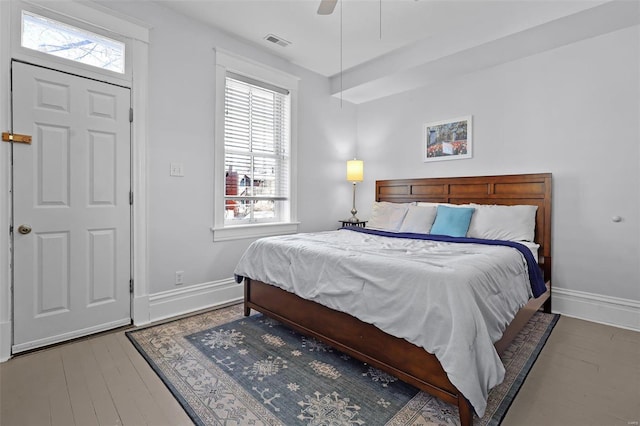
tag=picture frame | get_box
[423,115,472,162]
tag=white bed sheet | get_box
[234,229,533,416]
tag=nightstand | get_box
[339,220,367,228]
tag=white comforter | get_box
[234,229,533,416]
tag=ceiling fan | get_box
[317,0,338,15]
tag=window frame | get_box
[11,2,133,86]
[223,74,290,225]
[212,49,299,242]
[20,10,126,75]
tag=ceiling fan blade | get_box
[317,0,338,15]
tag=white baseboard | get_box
[0,320,11,362]
[148,278,243,324]
[133,294,151,326]
[552,287,640,332]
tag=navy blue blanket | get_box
[341,226,547,298]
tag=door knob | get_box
[17,225,32,235]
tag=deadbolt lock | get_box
[17,225,32,235]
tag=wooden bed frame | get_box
[243,173,552,425]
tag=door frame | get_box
[0,0,151,361]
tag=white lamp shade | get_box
[346,159,364,182]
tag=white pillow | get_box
[416,202,465,208]
[367,202,410,232]
[466,203,538,242]
[398,205,437,234]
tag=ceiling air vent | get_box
[264,34,291,47]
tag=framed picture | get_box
[423,115,472,162]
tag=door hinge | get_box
[129,108,133,123]
[129,191,133,205]
[130,279,134,293]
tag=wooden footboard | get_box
[244,278,475,425]
[244,278,550,426]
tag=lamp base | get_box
[348,182,359,224]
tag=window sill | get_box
[211,222,300,242]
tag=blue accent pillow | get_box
[430,205,475,237]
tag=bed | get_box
[237,173,552,425]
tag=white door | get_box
[12,61,131,353]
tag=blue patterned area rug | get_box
[127,304,558,425]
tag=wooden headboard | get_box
[376,173,552,281]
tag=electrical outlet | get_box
[175,271,184,285]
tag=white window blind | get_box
[224,74,291,224]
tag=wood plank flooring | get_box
[504,316,640,426]
[1,314,638,426]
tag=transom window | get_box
[21,10,125,74]
[224,73,291,225]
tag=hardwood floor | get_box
[504,316,640,426]
[0,330,192,426]
[1,314,638,426]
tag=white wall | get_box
[0,0,357,357]
[356,26,640,327]
[0,1,12,361]
[3,0,635,351]
[99,2,357,304]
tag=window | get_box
[21,10,125,74]
[224,73,290,225]
[213,50,298,241]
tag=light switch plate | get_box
[170,162,184,177]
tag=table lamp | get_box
[346,159,364,222]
